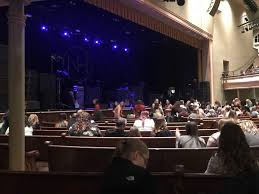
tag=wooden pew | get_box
[33,130,67,136]
[33,129,217,137]
[0,135,209,161]
[0,143,39,171]
[48,145,259,173]
[1,170,257,194]
[49,145,259,173]
[60,136,177,148]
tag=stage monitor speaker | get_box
[40,73,56,109]
[199,81,210,102]
[207,0,221,16]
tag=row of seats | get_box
[33,128,218,136]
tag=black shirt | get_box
[105,128,127,137]
[100,157,156,194]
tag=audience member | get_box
[128,126,142,137]
[151,102,164,117]
[188,103,205,119]
[105,118,127,137]
[207,119,234,147]
[153,115,173,137]
[227,109,238,122]
[55,113,68,128]
[92,98,103,121]
[205,123,258,175]
[5,115,33,136]
[239,120,259,146]
[68,111,102,136]
[113,101,124,118]
[100,139,156,194]
[133,111,154,131]
[67,113,77,129]
[176,121,206,148]
[134,100,145,118]
[28,114,40,129]
[0,111,9,134]
[164,99,173,122]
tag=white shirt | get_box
[5,126,33,136]
[133,119,155,131]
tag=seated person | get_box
[113,101,125,118]
[100,139,156,194]
[151,101,164,116]
[188,103,205,119]
[92,98,103,121]
[0,111,9,134]
[176,121,206,148]
[67,113,77,129]
[239,120,259,146]
[133,111,154,131]
[5,115,33,136]
[153,115,173,137]
[55,113,68,128]
[205,123,258,175]
[105,118,127,137]
[134,100,145,118]
[28,114,40,129]
[68,111,102,136]
[207,119,234,147]
[128,126,142,137]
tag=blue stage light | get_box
[113,45,118,49]
[94,40,101,45]
[124,48,129,52]
[84,37,89,42]
[41,25,48,31]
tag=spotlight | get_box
[124,48,129,52]
[84,37,89,42]
[63,31,69,37]
[177,0,185,6]
[112,45,118,49]
[94,40,101,45]
[41,25,48,31]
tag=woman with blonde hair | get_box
[28,114,40,129]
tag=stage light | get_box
[41,25,48,31]
[63,32,68,36]
[94,40,101,45]
[113,45,118,49]
[84,37,89,42]
[124,48,129,52]
[177,0,185,6]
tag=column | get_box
[8,0,26,171]
[209,41,214,104]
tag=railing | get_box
[222,54,258,79]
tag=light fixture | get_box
[41,25,48,31]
